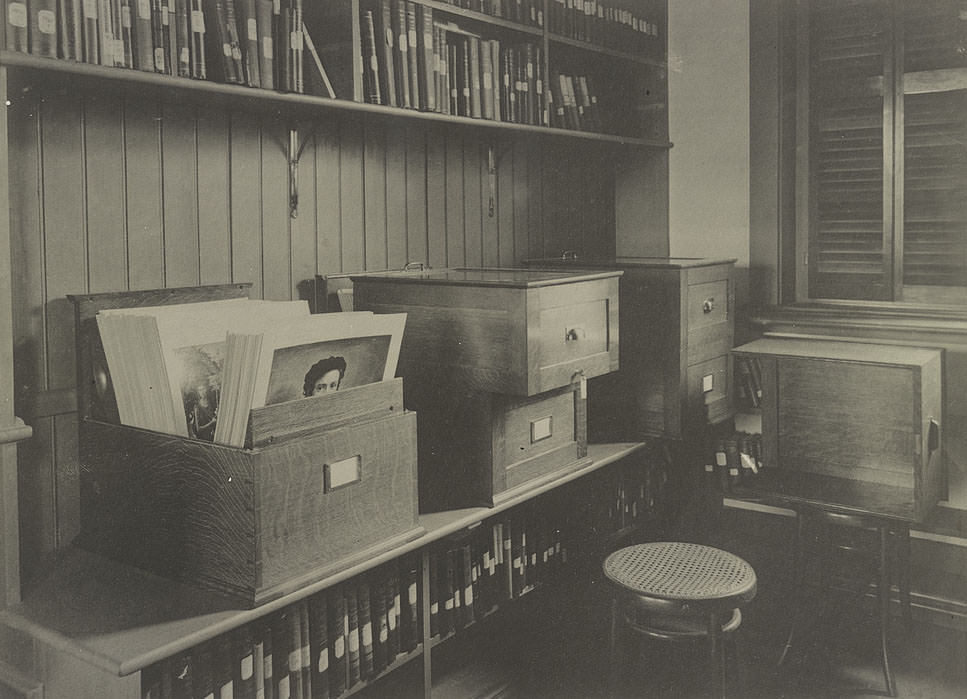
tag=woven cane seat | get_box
[604,542,757,609]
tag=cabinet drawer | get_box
[687,354,729,408]
[687,280,729,331]
[687,321,733,366]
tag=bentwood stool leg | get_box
[779,510,806,666]
[878,525,898,697]
[707,611,727,699]
[609,596,621,697]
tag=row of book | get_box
[734,355,764,410]
[548,70,603,132]
[3,1,326,93]
[141,555,422,699]
[705,431,764,493]
[363,1,546,121]
[437,0,544,27]
[428,512,569,640]
[96,299,404,447]
[547,0,661,53]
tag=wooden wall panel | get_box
[7,96,625,582]
[384,124,408,268]
[339,120,365,272]
[83,100,127,292]
[363,121,388,271]
[229,114,263,296]
[123,101,164,290]
[404,125,428,266]
[160,104,200,288]
[445,130,465,267]
[260,122,292,299]
[463,138,483,267]
[196,109,232,285]
[425,125,447,268]
[314,121,341,275]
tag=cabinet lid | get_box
[733,337,942,367]
[522,256,737,269]
[351,267,622,288]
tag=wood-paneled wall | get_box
[6,88,622,583]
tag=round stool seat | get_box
[604,542,758,614]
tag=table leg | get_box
[779,511,806,666]
[879,526,898,697]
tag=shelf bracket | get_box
[288,125,319,219]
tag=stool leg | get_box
[609,597,621,698]
[879,526,898,697]
[779,511,806,666]
[895,525,913,631]
[707,611,727,699]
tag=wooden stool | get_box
[603,542,758,698]
[778,508,913,698]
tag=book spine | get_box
[447,39,457,115]
[357,580,374,680]
[458,36,470,116]
[417,3,433,111]
[224,0,244,82]
[191,641,216,699]
[299,599,311,698]
[371,574,388,675]
[461,543,475,626]
[404,1,419,109]
[388,565,401,661]
[468,35,481,118]
[377,0,395,106]
[327,589,346,697]
[234,625,257,699]
[401,558,419,652]
[308,592,330,699]
[254,0,272,88]
[428,550,439,637]
[173,0,190,76]
[392,0,409,108]
[28,0,58,58]
[238,0,259,86]
[131,0,153,69]
[271,611,290,699]
[56,0,81,60]
[291,0,303,93]
[362,9,380,104]
[5,1,29,53]
[260,621,274,699]
[479,37,493,120]
[212,630,233,698]
[189,0,206,78]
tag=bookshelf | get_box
[0,442,648,697]
[0,1,669,147]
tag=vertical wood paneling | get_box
[463,138,482,267]
[123,100,164,290]
[160,104,200,287]
[315,121,341,274]
[513,137,530,266]
[527,140,544,258]
[84,99,128,292]
[260,122,291,299]
[229,114,263,296]
[290,130,319,299]
[425,126,447,268]
[196,109,232,284]
[385,124,408,268]
[8,96,50,582]
[445,131,465,266]
[41,97,88,554]
[339,120,365,272]
[481,141,499,266]
[497,140,515,265]
[363,120,388,270]
[405,125,428,265]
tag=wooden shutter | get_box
[807,0,893,301]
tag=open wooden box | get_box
[68,284,423,607]
[731,338,944,523]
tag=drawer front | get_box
[687,354,730,412]
[687,321,733,366]
[500,389,577,468]
[538,298,610,370]
[687,280,729,331]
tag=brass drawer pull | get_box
[702,296,715,314]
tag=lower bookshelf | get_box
[0,442,648,699]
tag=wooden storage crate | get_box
[409,380,590,512]
[69,285,423,607]
[522,256,735,441]
[731,338,944,522]
[350,267,621,397]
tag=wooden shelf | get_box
[0,51,671,148]
[547,32,666,68]
[0,442,645,679]
[415,0,544,38]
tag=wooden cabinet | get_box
[731,338,944,523]
[523,256,736,441]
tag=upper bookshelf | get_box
[0,0,669,147]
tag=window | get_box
[785,0,967,305]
